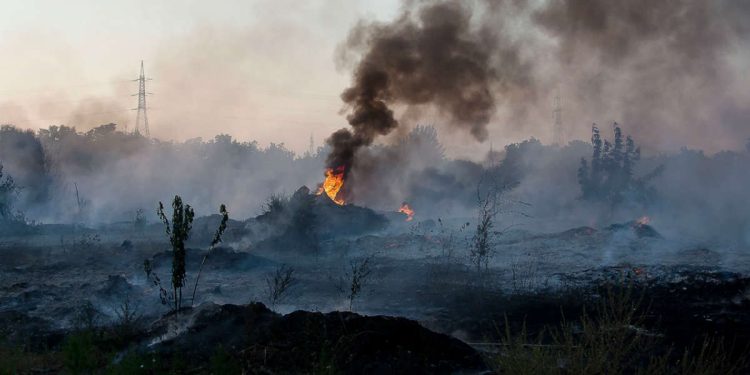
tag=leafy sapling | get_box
[143,259,171,307]
[156,195,195,312]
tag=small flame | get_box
[399,202,415,222]
[316,166,346,205]
[635,216,650,226]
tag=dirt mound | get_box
[606,221,662,238]
[145,302,486,374]
[246,186,389,252]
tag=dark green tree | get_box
[578,123,658,204]
[610,124,625,190]
[157,196,195,311]
[0,164,17,220]
[623,135,637,182]
[590,124,603,194]
[612,124,624,168]
[602,139,613,193]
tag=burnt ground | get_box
[1,215,750,373]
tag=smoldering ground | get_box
[0,0,748,295]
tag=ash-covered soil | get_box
[1,211,749,373]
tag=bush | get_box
[578,123,662,205]
[265,264,296,310]
[340,255,374,311]
[156,195,195,311]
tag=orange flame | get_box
[316,166,346,205]
[635,216,650,226]
[399,202,415,221]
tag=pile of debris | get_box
[243,186,389,251]
[142,302,487,373]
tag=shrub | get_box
[265,264,296,310]
[340,255,374,311]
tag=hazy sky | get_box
[1,0,748,157]
[0,0,401,153]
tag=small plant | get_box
[265,264,296,310]
[341,255,374,311]
[470,175,501,275]
[72,182,90,226]
[143,259,171,307]
[156,195,195,312]
[0,164,21,222]
[437,219,468,259]
[133,208,146,231]
[72,300,102,332]
[470,202,494,273]
[145,199,229,310]
[112,296,142,339]
[510,255,548,295]
[190,204,229,306]
[262,193,288,218]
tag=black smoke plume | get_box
[328,0,750,183]
[326,1,503,171]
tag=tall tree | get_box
[590,124,603,193]
[578,122,657,205]
[0,164,18,221]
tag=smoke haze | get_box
[0,0,748,246]
[0,0,748,158]
[329,0,750,163]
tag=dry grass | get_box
[488,284,749,374]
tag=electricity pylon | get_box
[132,60,151,136]
[552,93,564,145]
